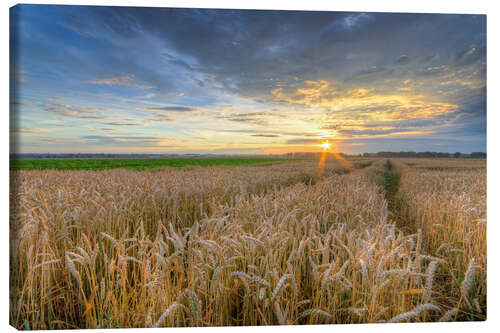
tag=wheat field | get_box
[9,157,486,329]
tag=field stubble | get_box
[9,157,486,329]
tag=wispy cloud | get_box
[101,121,143,127]
[250,134,281,138]
[146,113,176,123]
[45,103,101,117]
[342,13,373,30]
[138,106,199,112]
[10,127,38,134]
[286,138,325,144]
[216,112,289,125]
[90,74,155,89]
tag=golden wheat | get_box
[9,157,486,329]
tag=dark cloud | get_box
[395,54,410,65]
[51,8,481,97]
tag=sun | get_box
[320,141,331,150]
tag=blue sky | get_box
[10,5,486,154]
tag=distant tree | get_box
[470,152,487,159]
[454,152,462,158]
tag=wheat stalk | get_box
[388,304,440,323]
[271,274,291,301]
[154,303,187,328]
[295,309,333,323]
[438,308,458,322]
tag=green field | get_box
[10,157,295,171]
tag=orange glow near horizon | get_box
[317,139,352,176]
[320,141,331,150]
[318,141,332,176]
[317,150,327,176]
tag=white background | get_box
[2,0,497,332]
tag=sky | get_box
[10,5,486,154]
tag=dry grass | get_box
[9,157,486,329]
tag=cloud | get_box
[78,115,108,119]
[83,135,158,140]
[10,101,33,108]
[163,53,198,71]
[147,113,176,123]
[134,105,198,123]
[60,19,100,38]
[136,93,156,99]
[271,80,341,106]
[342,13,374,30]
[10,127,37,134]
[286,138,324,144]
[395,54,410,65]
[453,46,486,67]
[250,134,281,137]
[90,74,155,89]
[81,134,178,147]
[213,129,319,138]
[216,111,289,126]
[139,106,199,112]
[25,134,179,150]
[219,117,266,125]
[43,97,65,102]
[218,112,288,119]
[420,65,449,76]
[337,127,426,137]
[101,121,143,126]
[45,103,101,117]
[272,79,459,121]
